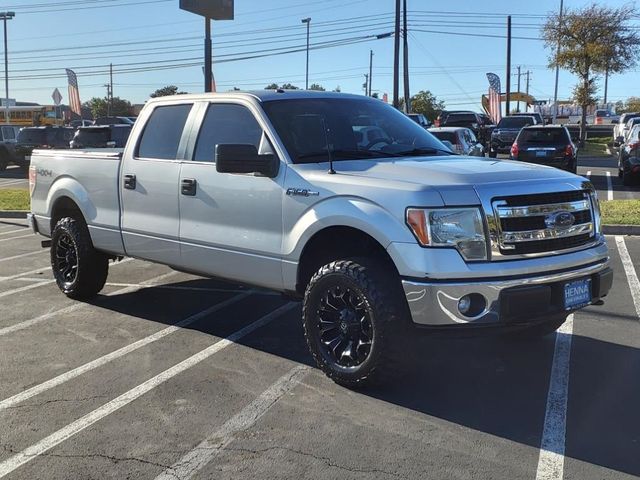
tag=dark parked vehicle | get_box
[618,125,640,186]
[435,109,473,127]
[489,116,535,157]
[407,113,430,129]
[0,125,22,171]
[511,112,543,125]
[93,116,135,126]
[511,125,577,173]
[14,126,75,170]
[70,125,132,149]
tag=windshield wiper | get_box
[394,147,455,157]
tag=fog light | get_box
[458,295,472,315]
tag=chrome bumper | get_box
[402,259,611,326]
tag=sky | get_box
[2,0,639,112]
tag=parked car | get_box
[618,124,640,186]
[70,119,94,128]
[613,112,640,145]
[511,125,577,173]
[407,113,430,129]
[93,116,135,126]
[0,124,22,171]
[623,117,640,143]
[28,91,611,387]
[441,111,491,146]
[70,125,132,149]
[594,109,617,125]
[14,126,75,170]
[489,116,536,157]
[428,126,484,156]
[434,109,474,127]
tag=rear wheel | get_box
[302,258,406,388]
[51,217,109,299]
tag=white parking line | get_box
[0,257,133,284]
[0,250,45,263]
[0,179,27,187]
[0,302,296,479]
[0,228,26,237]
[535,314,574,480]
[155,365,309,480]
[615,236,640,320]
[585,170,591,179]
[606,171,613,201]
[0,264,166,337]
[0,280,55,299]
[0,233,34,243]
[0,291,253,411]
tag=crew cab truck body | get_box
[28,91,612,387]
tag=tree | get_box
[542,3,640,144]
[264,83,300,90]
[82,96,132,118]
[150,85,187,98]
[265,83,279,90]
[332,85,341,93]
[617,96,640,114]
[309,83,325,91]
[409,90,445,122]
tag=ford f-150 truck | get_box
[27,91,612,387]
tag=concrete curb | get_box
[0,210,28,219]
[602,224,640,236]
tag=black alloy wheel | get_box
[53,231,79,288]
[316,284,373,368]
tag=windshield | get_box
[518,128,569,144]
[497,117,533,129]
[17,129,48,144]
[262,98,451,164]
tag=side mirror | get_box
[216,144,278,178]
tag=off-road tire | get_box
[51,217,109,299]
[302,258,407,388]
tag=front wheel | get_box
[302,259,406,388]
[51,217,109,299]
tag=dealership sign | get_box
[179,0,234,19]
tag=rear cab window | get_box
[136,104,193,159]
[517,128,569,144]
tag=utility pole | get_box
[204,17,212,92]
[393,0,401,108]
[0,11,14,125]
[526,70,530,96]
[368,50,373,97]
[516,65,521,112]
[552,0,564,124]
[363,74,369,95]
[302,17,311,90]
[604,65,609,105]
[505,15,511,117]
[402,0,410,113]
[109,62,113,116]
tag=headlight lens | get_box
[406,207,488,261]
[588,189,602,234]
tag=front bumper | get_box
[402,260,612,327]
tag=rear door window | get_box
[193,104,263,162]
[137,104,192,160]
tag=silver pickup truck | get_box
[28,91,612,387]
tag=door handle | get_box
[123,174,136,190]
[181,178,197,196]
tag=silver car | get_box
[428,126,484,156]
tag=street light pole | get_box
[552,0,564,124]
[302,17,311,90]
[0,11,14,125]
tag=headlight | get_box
[406,207,488,261]
[588,189,602,234]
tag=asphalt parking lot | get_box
[0,217,639,480]
[0,167,28,190]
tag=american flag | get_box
[65,69,82,117]
[486,72,502,124]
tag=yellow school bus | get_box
[0,106,63,126]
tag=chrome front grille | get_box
[490,190,596,258]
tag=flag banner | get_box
[486,72,502,124]
[65,69,82,117]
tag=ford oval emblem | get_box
[545,211,575,229]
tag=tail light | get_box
[434,119,440,127]
[595,117,602,125]
[565,144,574,157]
[629,141,640,151]
[510,142,519,157]
[28,165,36,197]
[633,166,640,174]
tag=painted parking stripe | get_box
[615,236,640,320]
[0,302,296,478]
[0,269,174,337]
[155,365,309,480]
[0,250,45,263]
[0,228,27,237]
[605,171,613,201]
[0,280,55,299]
[535,314,574,480]
[0,291,253,412]
[0,257,133,283]
[0,179,27,187]
[0,233,35,243]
